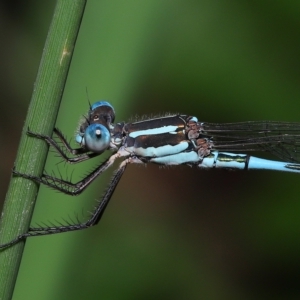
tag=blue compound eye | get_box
[84,124,111,153]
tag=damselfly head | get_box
[75,101,115,150]
[88,101,115,126]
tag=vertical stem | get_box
[0,1,87,299]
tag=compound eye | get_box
[84,123,110,153]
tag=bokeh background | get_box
[1,1,300,299]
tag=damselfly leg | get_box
[1,162,127,249]
[27,127,101,164]
[13,154,111,196]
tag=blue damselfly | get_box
[1,101,300,248]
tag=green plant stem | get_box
[0,1,87,299]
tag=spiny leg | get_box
[53,128,100,161]
[28,128,99,164]
[13,152,121,196]
[52,128,83,155]
[0,160,128,249]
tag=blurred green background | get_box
[1,1,300,299]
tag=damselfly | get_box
[1,101,300,249]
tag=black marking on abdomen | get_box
[285,163,300,170]
[217,153,248,169]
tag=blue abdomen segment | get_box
[248,156,300,173]
[213,152,248,169]
[198,152,300,173]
